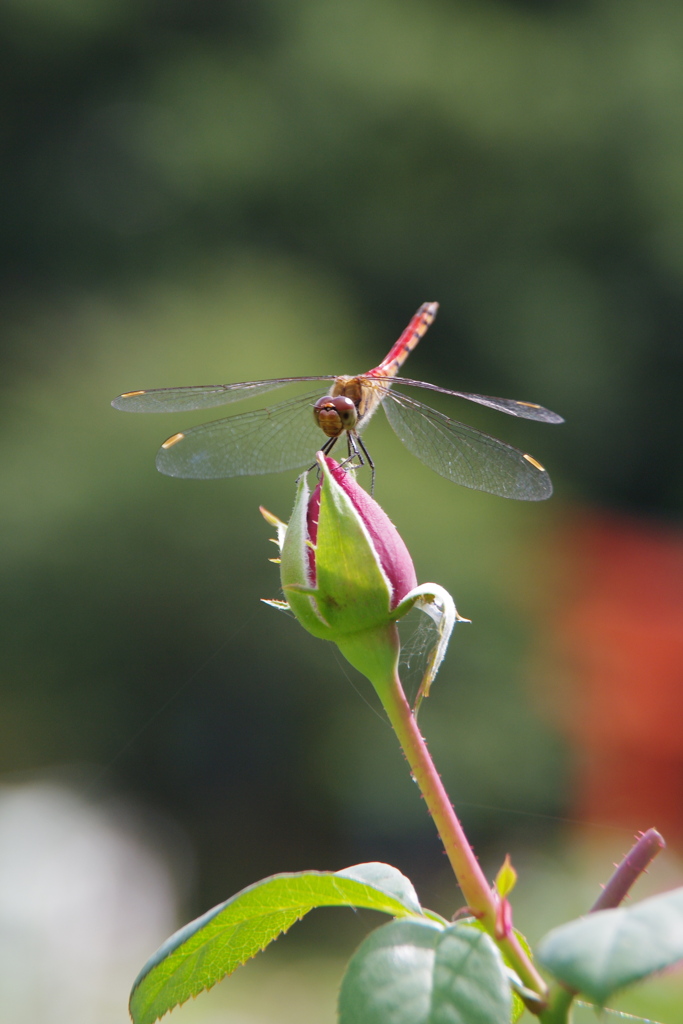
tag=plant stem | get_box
[590,828,665,912]
[538,985,574,1024]
[375,664,548,1003]
[539,826,667,1019]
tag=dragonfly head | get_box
[313,395,358,438]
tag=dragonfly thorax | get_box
[329,373,388,427]
[313,394,358,438]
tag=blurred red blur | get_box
[553,513,683,846]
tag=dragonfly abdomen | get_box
[368,301,439,379]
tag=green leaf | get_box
[335,862,423,916]
[462,917,532,1022]
[338,918,512,1024]
[506,927,535,1023]
[494,855,517,899]
[130,863,423,1024]
[536,886,683,1005]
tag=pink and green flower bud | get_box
[261,455,466,704]
[306,458,419,609]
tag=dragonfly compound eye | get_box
[313,396,358,438]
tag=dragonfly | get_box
[111,302,563,500]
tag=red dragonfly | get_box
[112,302,563,500]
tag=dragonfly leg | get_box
[337,434,364,473]
[308,435,340,477]
[322,435,339,457]
[335,433,375,493]
[355,434,376,494]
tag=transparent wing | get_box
[155,391,330,478]
[384,377,564,424]
[112,377,336,413]
[381,390,553,500]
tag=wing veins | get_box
[382,391,552,500]
[371,376,563,424]
[112,376,337,413]
[155,390,328,478]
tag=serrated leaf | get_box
[130,863,423,1024]
[338,918,512,1024]
[536,886,683,1005]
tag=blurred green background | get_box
[1,0,683,1020]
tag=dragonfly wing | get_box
[387,378,564,424]
[155,391,328,478]
[112,377,334,413]
[382,392,554,500]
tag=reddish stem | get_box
[379,666,548,1001]
[538,828,667,1023]
[590,828,666,913]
